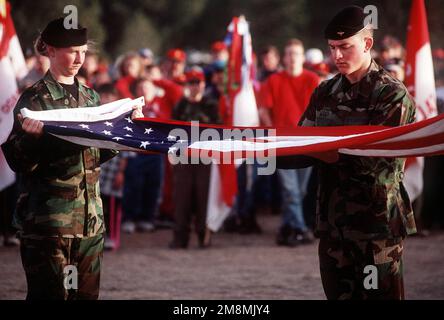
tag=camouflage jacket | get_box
[1,71,116,239]
[299,60,417,241]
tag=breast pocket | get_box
[316,101,371,126]
[316,109,342,126]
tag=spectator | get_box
[169,67,221,249]
[115,52,143,98]
[259,38,320,246]
[96,84,126,250]
[19,54,50,90]
[162,48,187,85]
[258,45,281,81]
[121,75,182,234]
[139,47,155,68]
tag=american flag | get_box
[21,98,191,156]
[20,97,444,160]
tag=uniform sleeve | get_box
[1,92,46,173]
[369,84,416,127]
[298,86,318,127]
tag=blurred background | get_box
[11,0,444,59]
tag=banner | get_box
[0,0,27,191]
[404,0,437,201]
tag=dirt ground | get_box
[1,214,444,300]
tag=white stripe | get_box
[20,97,144,122]
[189,131,380,152]
[340,142,444,157]
[368,117,444,145]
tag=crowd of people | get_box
[2,24,444,252]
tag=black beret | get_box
[41,17,88,48]
[324,6,369,40]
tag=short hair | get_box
[285,38,304,51]
[261,45,280,57]
[361,25,374,39]
[130,77,151,97]
[119,52,141,77]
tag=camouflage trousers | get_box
[20,233,104,300]
[318,237,404,300]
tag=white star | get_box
[104,121,113,127]
[79,124,89,129]
[167,135,177,141]
[125,117,133,124]
[124,134,133,137]
[168,146,178,154]
[144,128,153,134]
[124,126,133,132]
[112,137,123,141]
[140,141,150,149]
[102,130,112,136]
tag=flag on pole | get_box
[227,15,259,127]
[404,0,437,201]
[0,0,27,191]
[206,16,260,232]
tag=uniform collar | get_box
[43,70,92,103]
[329,60,381,98]
[43,71,66,100]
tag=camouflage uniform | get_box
[299,61,416,299]
[2,71,116,299]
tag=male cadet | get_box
[278,6,416,299]
[1,17,142,300]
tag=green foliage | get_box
[113,12,161,57]
[9,0,444,60]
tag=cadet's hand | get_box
[131,106,144,120]
[18,114,44,138]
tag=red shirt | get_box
[260,69,319,127]
[115,75,136,99]
[143,79,183,120]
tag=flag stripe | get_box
[21,97,444,159]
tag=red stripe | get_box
[356,132,444,150]
[136,112,444,140]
